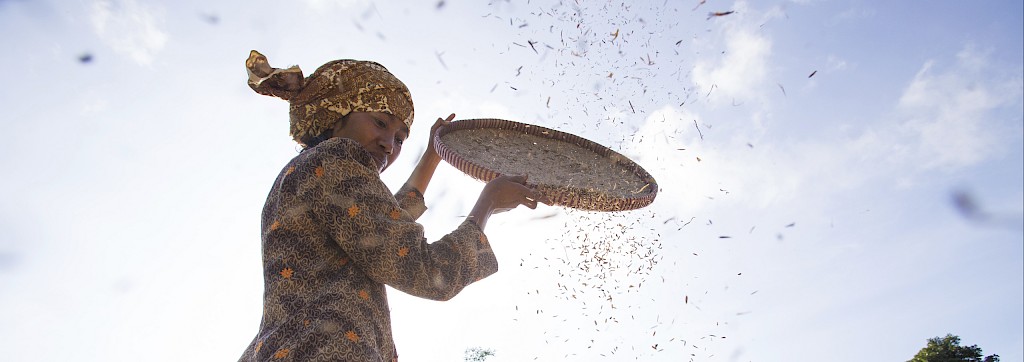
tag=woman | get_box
[239,50,542,361]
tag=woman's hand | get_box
[468,175,547,230]
[482,175,541,213]
[426,113,456,159]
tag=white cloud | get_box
[716,44,1024,199]
[648,44,1023,211]
[90,0,168,65]
[78,91,109,115]
[894,46,1023,170]
[620,105,804,212]
[835,6,876,22]
[302,0,367,12]
[692,2,776,103]
[825,54,848,73]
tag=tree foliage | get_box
[463,347,496,362]
[909,334,999,362]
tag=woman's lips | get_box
[370,153,388,171]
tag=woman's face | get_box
[331,112,409,173]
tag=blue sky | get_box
[0,0,1021,361]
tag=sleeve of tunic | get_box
[393,184,427,220]
[298,138,497,301]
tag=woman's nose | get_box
[379,136,394,155]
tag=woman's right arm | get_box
[466,175,543,230]
[298,140,541,301]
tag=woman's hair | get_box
[300,115,348,151]
[300,131,332,151]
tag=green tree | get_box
[463,347,495,362]
[909,334,999,362]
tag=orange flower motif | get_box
[273,348,290,359]
[315,166,325,178]
[389,209,401,220]
[270,220,281,231]
[338,257,349,266]
[358,289,370,300]
[397,247,409,257]
[406,191,416,199]
[479,234,487,245]
[255,340,263,353]
[284,166,295,176]
[345,330,360,342]
[347,204,361,217]
[280,267,294,279]
[303,319,310,327]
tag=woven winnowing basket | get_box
[434,118,658,212]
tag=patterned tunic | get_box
[239,137,498,362]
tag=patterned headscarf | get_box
[245,50,415,146]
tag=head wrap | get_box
[245,50,415,146]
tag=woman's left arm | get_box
[403,113,454,195]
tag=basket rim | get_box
[434,118,658,212]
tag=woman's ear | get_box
[330,115,349,137]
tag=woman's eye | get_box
[395,137,405,146]
[375,120,386,128]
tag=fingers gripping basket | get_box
[434,118,658,212]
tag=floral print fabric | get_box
[238,137,496,361]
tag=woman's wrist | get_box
[405,149,442,194]
[468,195,494,230]
[421,147,442,165]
